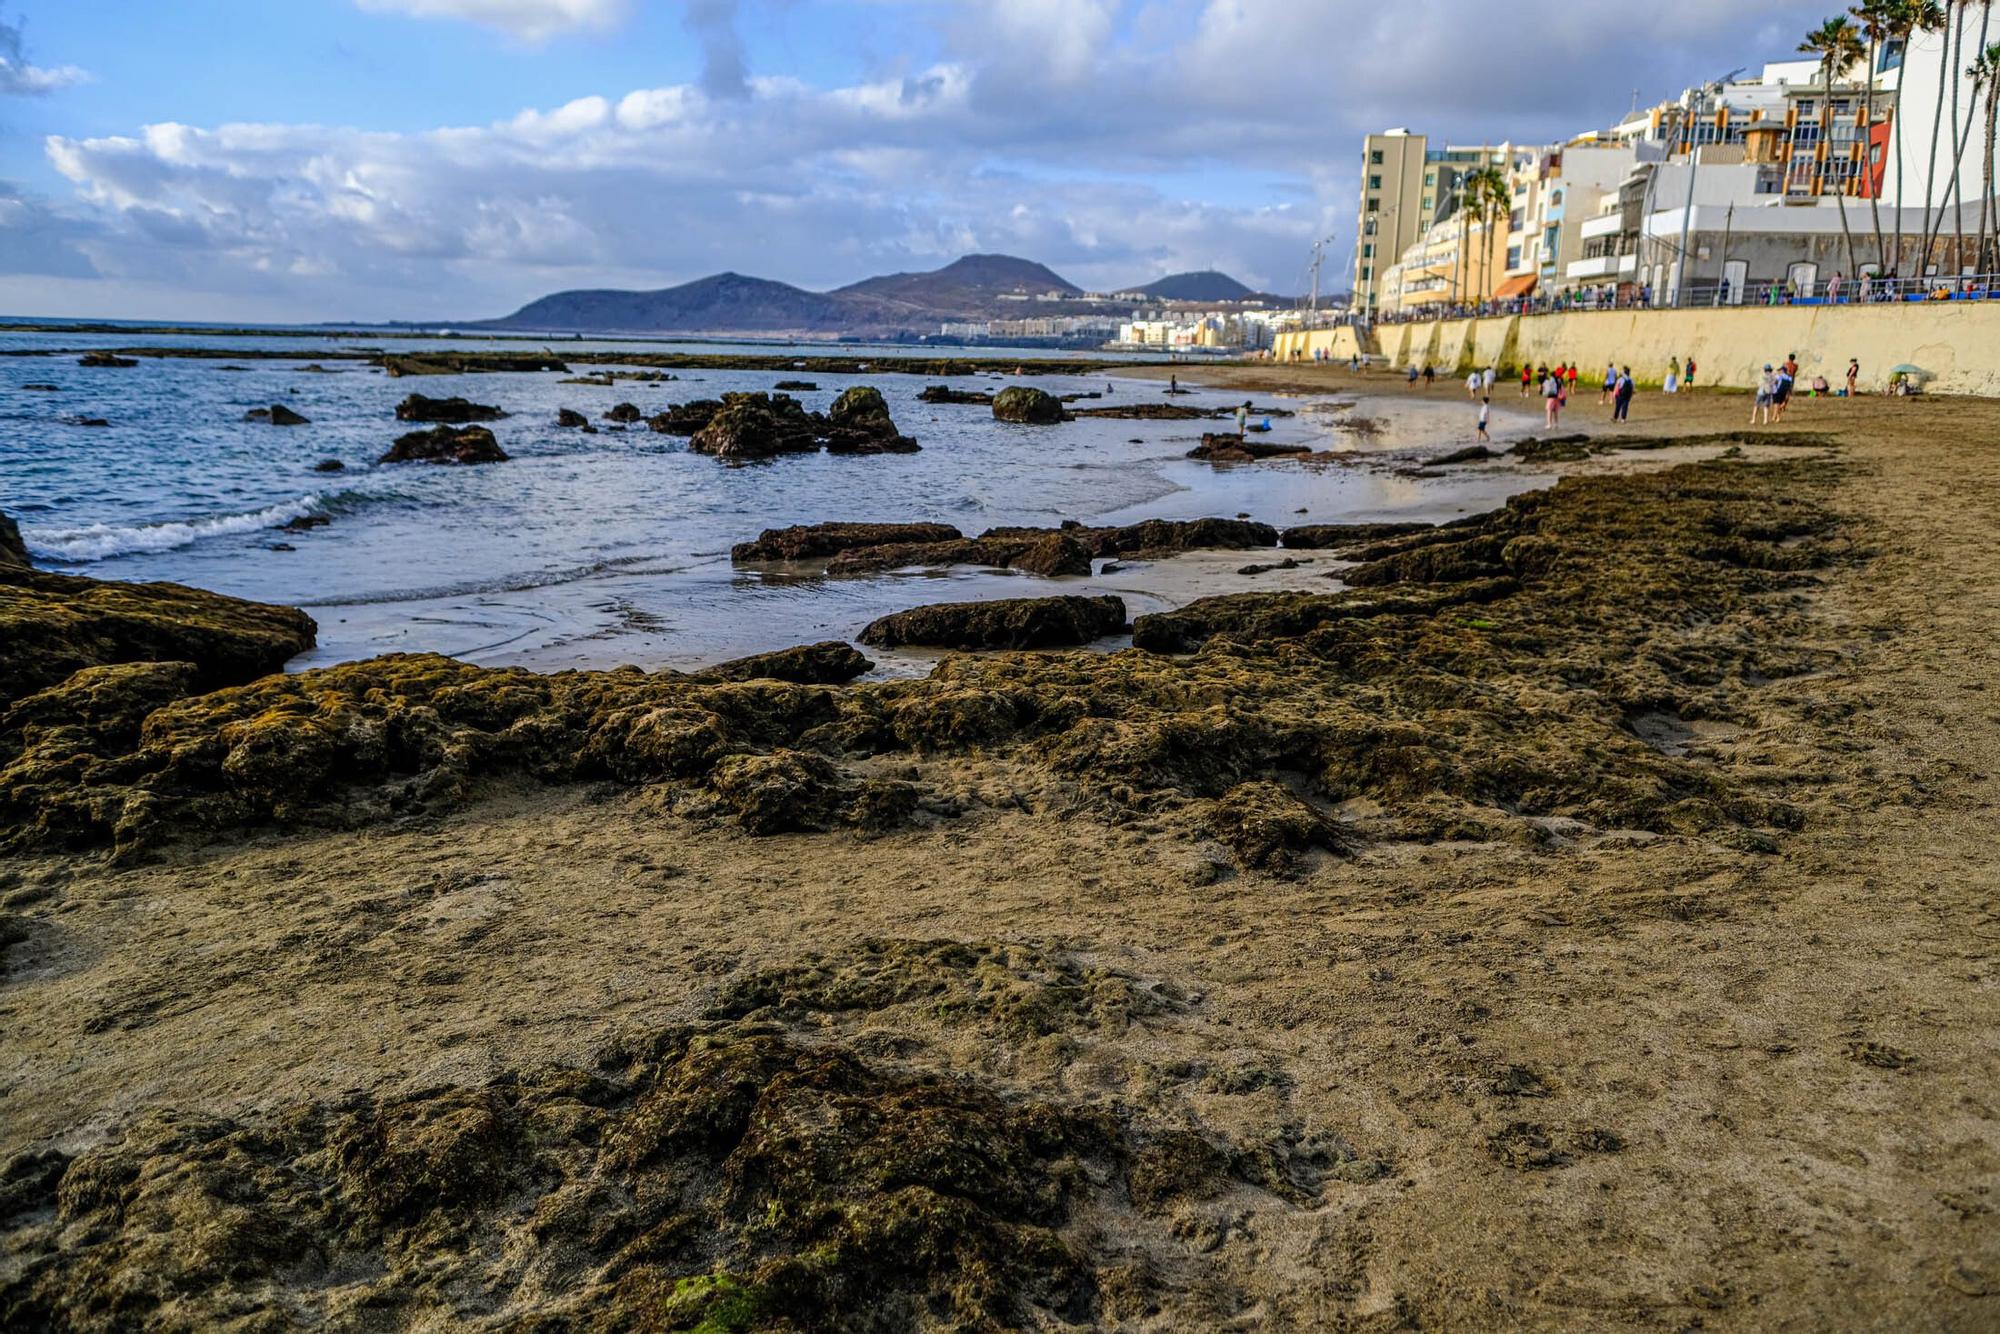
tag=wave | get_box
[24,496,325,564]
[296,553,683,608]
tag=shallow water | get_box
[1,333,1547,670]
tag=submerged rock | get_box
[688,393,821,460]
[918,384,993,405]
[311,458,345,473]
[379,425,509,465]
[0,563,315,706]
[731,522,964,563]
[859,595,1128,650]
[244,403,310,426]
[77,352,137,368]
[822,386,918,454]
[648,399,724,435]
[20,383,59,391]
[991,386,1065,424]
[395,393,507,423]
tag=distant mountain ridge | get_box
[477,255,1281,336]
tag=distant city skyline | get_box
[0,0,1830,322]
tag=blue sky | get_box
[0,0,1829,321]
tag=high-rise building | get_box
[1353,131,1510,315]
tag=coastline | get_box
[3,369,1998,1326]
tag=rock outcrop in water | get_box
[245,404,310,426]
[556,408,588,428]
[77,352,137,368]
[1,512,29,569]
[379,425,509,465]
[377,353,567,376]
[730,522,965,563]
[1281,521,1434,550]
[1187,434,1311,462]
[395,394,506,423]
[858,595,1128,650]
[0,461,1837,863]
[992,386,1065,424]
[918,384,994,404]
[822,386,919,454]
[688,392,821,460]
[647,400,723,436]
[604,402,644,425]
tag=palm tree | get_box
[1851,1,1898,270]
[1975,40,2000,270]
[1802,16,1869,275]
[1460,164,1510,303]
[1891,1,1948,273]
[1942,1,1995,272]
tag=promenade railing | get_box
[1359,272,2000,327]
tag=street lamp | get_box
[1672,68,1745,307]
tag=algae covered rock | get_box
[556,407,588,428]
[0,565,316,705]
[695,641,873,685]
[1010,531,1095,577]
[688,392,820,460]
[604,401,644,424]
[918,384,993,404]
[992,386,1065,424]
[647,399,723,435]
[731,521,964,563]
[77,351,137,368]
[394,393,506,423]
[822,385,919,454]
[379,424,509,464]
[1206,781,1346,874]
[245,403,310,426]
[859,595,1127,650]
[0,511,27,568]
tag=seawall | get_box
[1279,305,2000,394]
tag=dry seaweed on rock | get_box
[858,595,1128,651]
[0,933,1329,1332]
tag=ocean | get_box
[1,329,1540,672]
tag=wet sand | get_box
[3,367,1998,1328]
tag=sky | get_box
[0,0,1831,323]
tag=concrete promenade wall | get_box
[1367,304,2000,395]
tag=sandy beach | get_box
[3,366,1997,1330]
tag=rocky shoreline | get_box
[10,379,1998,1329]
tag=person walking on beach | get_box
[1565,364,1579,398]
[1752,365,1775,425]
[1521,364,1534,396]
[1466,369,1483,399]
[1613,366,1635,422]
[1543,370,1563,427]
[1422,364,1435,388]
[1601,361,1618,404]
[1665,357,1680,393]
[1772,361,1795,422]
[1683,357,1697,393]
[1407,364,1420,387]
[1477,395,1492,442]
[1235,400,1251,438]
[1847,358,1860,396]
[1482,365,1496,394]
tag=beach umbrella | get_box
[1889,364,1927,376]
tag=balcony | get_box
[1566,253,1636,280]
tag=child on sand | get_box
[1477,396,1491,441]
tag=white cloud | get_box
[7,0,1835,320]
[353,0,629,42]
[1,11,87,95]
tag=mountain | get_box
[1132,270,1255,302]
[833,254,1083,318]
[485,272,893,335]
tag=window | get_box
[1368,175,1382,189]
[1509,209,1524,230]
[1422,195,1433,209]
[1370,150,1384,165]
[1367,196,1380,212]
[1362,244,1374,258]
[1361,266,1373,280]
[1363,218,1378,236]
[1507,246,1522,268]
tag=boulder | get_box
[822,386,919,454]
[649,399,724,436]
[78,352,137,368]
[312,459,345,473]
[731,522,964,563]
[605,402,644,424]
[245,403,310,426]
[858,595,1127,650]
[991,386,1065,424]
[688,393,820,460]
[1,511,28,568]
[918,385,993,405]
[394,394,506,423]
[556,408,588,428]
[1009,532,1094,577]
[0,563,316,704]
[695,641,874,685]
[378,425,509,465]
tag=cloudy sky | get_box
[0,0,1828,323]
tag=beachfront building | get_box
[1354,131,1513,316]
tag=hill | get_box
[833,254,1082,318]
[1132,270,1256,302]
[485,272,897,335]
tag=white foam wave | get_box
[25,496,323,563]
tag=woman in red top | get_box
[1520,364,1533,395]
[1565,365,1579,395]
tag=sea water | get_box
[0,331,1544,671]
